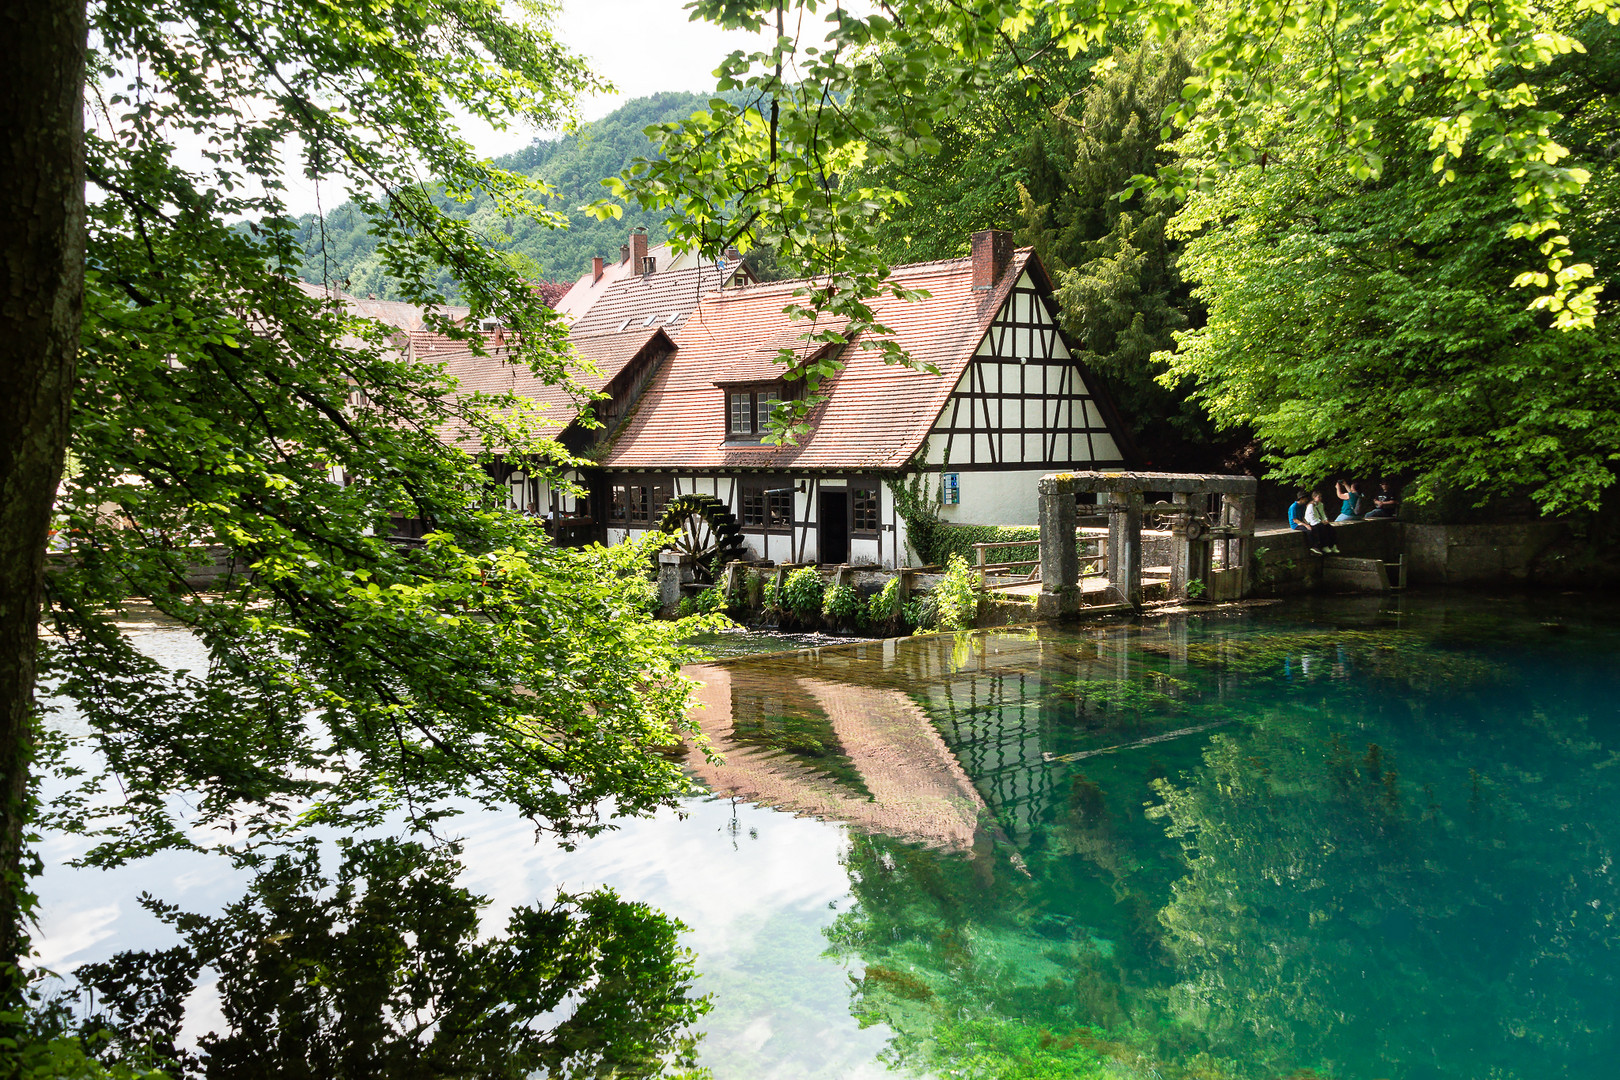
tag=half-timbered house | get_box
[431,229,1134,564]
[586,230,1134,566]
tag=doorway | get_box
[818,489,849,565]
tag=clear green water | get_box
[39,592,1620,1079]
[694,592,1620,1080]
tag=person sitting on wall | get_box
[1290,489,1339,554]
[1364,482,1400,519]
[1334,479,1364,522]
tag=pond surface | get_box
[37,592,1620,1079]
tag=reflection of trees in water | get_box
[66,839,707,1079]
[1153,715,1620,1080]
[821,620,1620,1080]
[825,831,1142,1079]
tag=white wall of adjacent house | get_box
[931,468,1054,528]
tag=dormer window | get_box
[723,383,789,442]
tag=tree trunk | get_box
[0,0,86,1006]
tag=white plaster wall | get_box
[934,469,1055,527]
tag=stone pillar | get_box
[1227,494,1257,597]
[1037,489,1080,619]
[835,564,854,588]
[721,560,745,602]
[1169,495,1190,597]
[1170,492,1212,599]
[658,550,692,618]
[1107,491,1144,608]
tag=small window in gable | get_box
[724,382,793,442]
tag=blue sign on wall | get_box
[941,473,961,505]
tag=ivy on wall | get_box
[926,525,1043,568]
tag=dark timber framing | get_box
[610,468,899,566]
[932,281,1128,469]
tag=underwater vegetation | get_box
[804,599,1620,1080]
[1168,627,1507,691]
[725,682,873,798]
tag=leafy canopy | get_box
[612,0,1615,446]
[24,0,728,1068]
[1159,9,1620,511]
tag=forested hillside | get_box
[292,91,732,299]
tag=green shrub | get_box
[780,567,825,617]
[904,597,934,631]
[926,524,1042,569]
[932,553,980,631]
[823,582,861,622]
[692,586,724,614]
[866,577,904,630]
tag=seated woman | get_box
[1289,489,1339,554]
[1364,482,1400,518]
[1334,479,1364,522]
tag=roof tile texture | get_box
[601,251,1030,471]
[569,261,738,340]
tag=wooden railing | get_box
[972,539,1041,583]
[972,532,1108,586]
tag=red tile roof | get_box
[294,280,468,332]
[569,261,740,340]
[436,327,674,448]
[406,327,509,360]
[599,251,1033,471]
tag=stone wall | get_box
[1250,519,1403,595]
[1249,517,1589,594]
[1404,521,1570,584]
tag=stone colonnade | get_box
[1037,471,1258,618]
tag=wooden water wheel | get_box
[657,493,747,583]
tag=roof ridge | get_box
[707,247,1034,300]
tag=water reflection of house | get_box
[690,629,1205,848]
[685,663,988,852]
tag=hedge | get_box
[919,524,1041,568]
[916,523,1101,574]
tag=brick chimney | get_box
[592,255,604,283]
[628,228,648,270]
[971,229,1013,291]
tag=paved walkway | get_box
[988,566,1172,598]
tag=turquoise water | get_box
[37,593,1620,1078]
[689,592,1620,1079]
